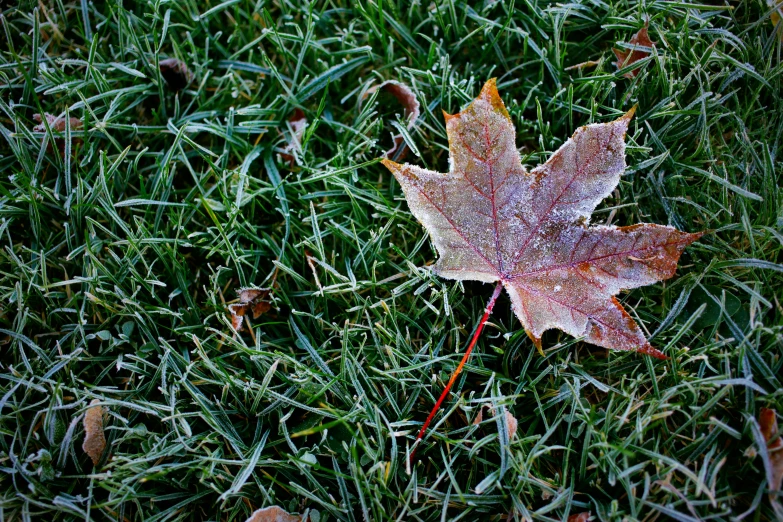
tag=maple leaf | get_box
[613,24,656,78]
[383,79,701,359]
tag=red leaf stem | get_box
[410,281,504,465]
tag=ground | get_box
[0,1,782,521]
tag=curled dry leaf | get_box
[613,24,656,78]
[383,79,701,358]
[759,408,783,509]
[159,58,194,91]
[245,505,301,522]
[82,399,107,466]
[281,109,307,166]
[33,113,82,133]
[229,288,272,331]
[364,80,420,159]
[567,513,591,522]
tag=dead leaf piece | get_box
[613,25,656,78]
[383,80,701,358]
[281,109,307,165]
[770,0,783,41]
[33,113,82,132]
[505,410,518,439]
[245,506,301,522]
[82,399,107,466]
[567,513,590,522]
[159,58,194,91]
[365,80,420,159]
[229,288,272,331]
[759,408,783,507]
[472,405,517,438]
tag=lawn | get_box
[1,0,782,520]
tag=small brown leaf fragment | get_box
[159,58,194,91]
[281,109,307,166]
[33,113,82,132]
[229,288,272,332]
[613,24,656,78]
[245,506,301,522]
[383,79,702,358]
[82,399,107,466]
[472,405,516,439]
[567,513,590,522]
[505,410,518,439]
[363,80,420,159]
[759,408,783,509]
[770,0,783,41]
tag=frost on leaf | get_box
[383,79,701,358]
[82,399,107,466]
[613,25,656,78]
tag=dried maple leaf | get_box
[759,408,783,511]
[567,513,591,522]
[82,399,107,466]
[245,505,301,522]
[613,24,656,78]
[383,79,701,359]
[229,288,272,331]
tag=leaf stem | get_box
[409,281,504,465]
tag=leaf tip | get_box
[381,158,402,172]
[638,343,668,360]
[478,78,510,119]
[442,109,457,123]
[525,329,545,357]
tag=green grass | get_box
[1,0,782,520]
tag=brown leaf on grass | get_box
[229,288,272,331]
[32,113,83,155]
[82,399,107,466]
[245,506,301,522]
[769,0,783,41]
[759,408,783,508]
[567,513,591,522]
[159,58,194,91]
[613,25,656,78]
[382,79,702,358]
[472,405,517,439]
[364,80,420,160]
[505,410,518,439]
[33,113,82,133]
[281,109,307,166]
